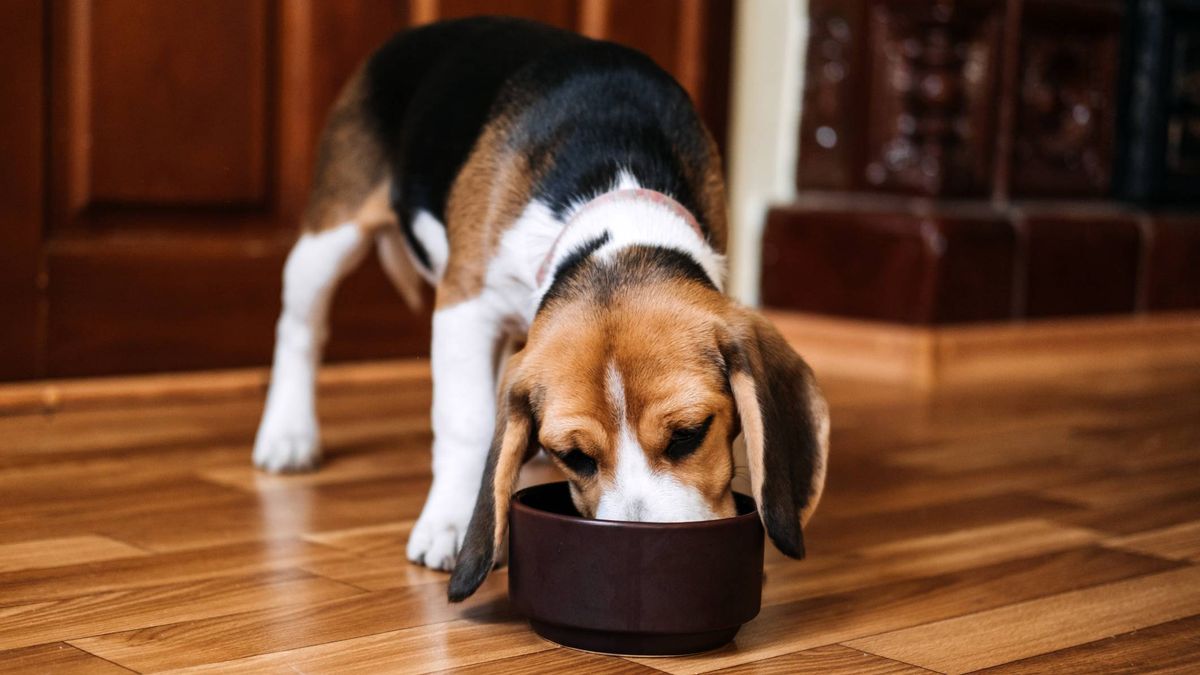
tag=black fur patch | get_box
[504,43,711,229]
[358,17,717,247]
[389,182,431,270]
[536,231,610,312]
[364,18,583,225]
[538,243,716,316]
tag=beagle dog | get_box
[252,17,829,602]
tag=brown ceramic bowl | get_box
[508,481,764,656]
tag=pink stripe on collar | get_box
[535,188,704,287]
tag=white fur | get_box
[594,362,719,522]
[411,209,449,282]
[254,222,370,472]
[494,201,564,326]
[406,295,505,571]
[534,172,726,307]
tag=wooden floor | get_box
[1,356,1199,674]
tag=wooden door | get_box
[1,0,732,381]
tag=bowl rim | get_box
[511,481,760,531]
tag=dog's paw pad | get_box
[253,429,321,473]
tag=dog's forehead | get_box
[609,292,727,411]
[528,286,727,436]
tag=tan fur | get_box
[490,400,532,554]
[351,181,397,234]
[438,120,541,308]
[520,277,739,518]
[295,70,428,311]
[302,69,389,233]
[729,370,766,513]
[800,376,830,526]
[692,130,730,253]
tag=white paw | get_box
[407,488,475,571]
[253,411,321,473]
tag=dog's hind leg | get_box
[253,219,373,472]
[254,70,388,472]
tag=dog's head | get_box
[447,249,829,601]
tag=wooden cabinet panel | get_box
[45,239,287,376]
[43,0,427,379]
[0,0,46,380]
[427,0,576,27]
[585,0,685,75]
[56,0,270,213]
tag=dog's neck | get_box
[532,187,726,304]
[535,188,705,286]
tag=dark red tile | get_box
[1145,214,1200,311]
[761,202,1014,324]
[1020,212,1141,318]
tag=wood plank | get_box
[1039,462,1200,508]
[0,540,342,605]
[196,437,431,493]
[710,645,932,674]
[1060,488,1200,537]
[0,536,146,574]
[69,574,511,672]
[297,520,449,591]
[763,519,1102,605]
[845,565,1200,673]
[432,649,661,675]
[0,386,428,461]
[0,476,244,523]
[0,569,360,650]
[629,547,1177,674]
[154,619,553,675]
[804,493,1085,555]
[0,643,133,675]
[90,476,432,552]
[0,360,430,416]
[815,460,1102,520]
[1108,520,1200,562]
[975,614,1200,674]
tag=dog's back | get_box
[353,17,724,278]
[363,18,584,237]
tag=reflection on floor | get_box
[0,354,1198,673]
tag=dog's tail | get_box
[375,227,427,313]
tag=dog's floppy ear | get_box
[448,354,535,602]
[720,308,829,559]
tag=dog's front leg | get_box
[407,294,503,571]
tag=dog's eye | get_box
[558,448,597,477]
[665,415,713,461]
